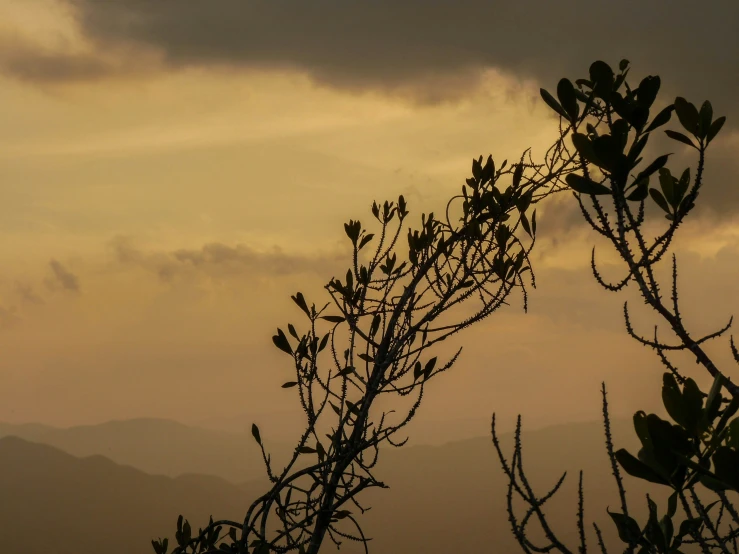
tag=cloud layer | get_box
[6,1,733,119]
[110,237,346,283]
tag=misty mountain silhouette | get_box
[0,418,285,484]
[0,436,259,554]
[0,416,704,553]
[195,410,516,446]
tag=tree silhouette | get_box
[152,59,737,554]
[151,74,586,554]
[492,59,737,554]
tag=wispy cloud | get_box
[45,259,80,293]
[0,305,21,329]
[110,236,346,283]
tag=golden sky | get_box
[0,0,737,439]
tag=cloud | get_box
[45,259,80,292]
[0,306,21,330]
[109,236,346,283]
[15,282,44,305]
[0,33,116,84]
[16,1,725,118]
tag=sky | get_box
[0,0,737,438]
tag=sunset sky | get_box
[0,0,737,440]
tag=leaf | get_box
[251,423,262,445]
[626,178,649,202]
[321,315,345,323]
[644,105,674,133]
[343,221,360,244]
[337,365,354,377]
[481,155,495,183]
[571,133,601,166]
[531,210,537,236]
[712,446,739,490]
[673,97,699,135]
[589,61,615,99]
[636,75,661,108]
[369,314,381,337]
[358,233,375,250]
[658,168,676,208]
[566,174,611,195]
[681,378,704,432]
[675,168,690,205]
[318,332,330,352]
[649,189,670,214]
[677,517,703,539]
[707,116,726,144]
[557,78,579,121]
[515,190,532,213]
[665,130,696,149]
[645,414,693,478]
[608,508,643,544]
[540,88,571,120]
[298,446,317,454]
[282,381,298,388]
[291,292,311,317]
[424,357,437,379]
[667,491,678,518]
[413,361,423,381]
[633,411,654,451]
[592,134,626,173]
[627,135,648,166]
[698,100,713,139]
[645,496,666,550]
[615,448,670,485]
[519,212,532,237]
[619,59,630,71]
[272,329,293,355]
[659,515,674,551]
[611,119,630,153]
[663,373,684,425]
[727,418,739,449]
[358,353,374,363]
[631,154,671,190]
[472,156,482,179]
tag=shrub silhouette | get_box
[152,59,735,553]
[493,59,737,554]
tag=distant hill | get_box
[194,410,507,446]
[0,418,289,484]
[0,436,259,554]
[0,418,708,553]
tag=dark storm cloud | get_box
[54,0,738,116]
[0,34,122,84]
